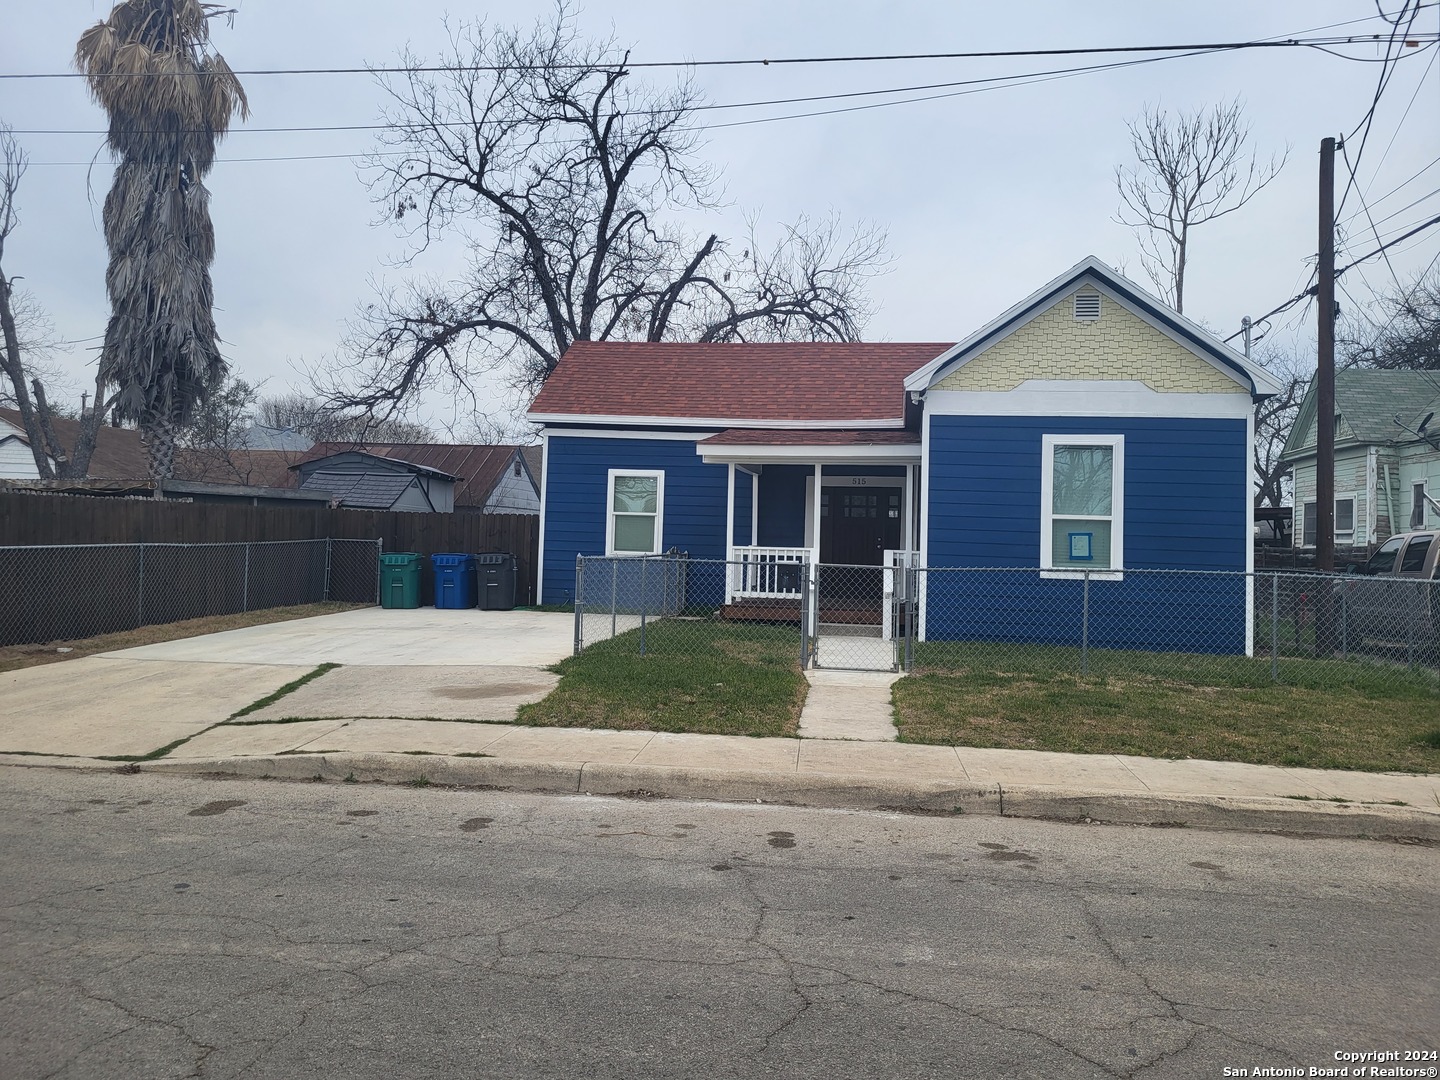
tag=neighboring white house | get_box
[0,415,40,479]
[1281,370,1440,549]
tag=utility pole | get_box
[1316,137,1337,575]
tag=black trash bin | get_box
[475,552,517,611]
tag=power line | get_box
[1335,1,1425,219]
[2,32,1435,81]
[1336,150,1440,224]
[1,51,1247,137]
[1363,244,1440,352]
[1223,214,1440,343]
[1341,140,1408,295]
[11,48,1242,166]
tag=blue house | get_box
[528,258,1280,657]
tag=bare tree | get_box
[1339,263,1440,371]
[0,124,113,479]
[1251,346,1310,509]
[332,5,887,419]
[1116,99,1286,314]
[257,392,435,444]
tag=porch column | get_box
[725,463,736,562]
[750,470,759,545]
[904,464,915,553]
[811,462,823,562]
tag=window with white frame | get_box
[1041,435,1123,573]
[606,470,664,554]
[1335,495,1356,542]
[1301,496,1357,545]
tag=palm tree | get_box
[75,1,247,482]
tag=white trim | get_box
[918,410,931,642]
[812,463,824,555]
[1040,434,1124,579]
[1411,478,1429,530]
[698,443,920,464]
[1246,408,1255,658]
[531,413,903,430]
[1367,446,1379,539]
[750,471,759,546]
[541,427,709,442]
[804,473,815,548]
[1335,491,1359,542]
[604,469,665,556]
[725,463,736,565]
[903,256,1281,398]
[925,384,1254,419]
[904,464,915,553]
[536,432,549,604]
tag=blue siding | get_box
[733,470,755,546]
[542,435,728,604]
[757,465,812,547]
[925,415,1249,653]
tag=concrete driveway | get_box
[0,608,575,759]
[105,606,575,667]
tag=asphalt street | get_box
[1,767,1435,1079]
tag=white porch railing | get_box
[729,546,813,602]
[882,549,921,641]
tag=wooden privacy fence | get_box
[0,539,381,648]
[0,491,540,608]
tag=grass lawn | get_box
[0,602,366,675]
[894,643,1440,773]
[517,620,808,738]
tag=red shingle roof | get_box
[529,342,953,425]
[698,429,921,446]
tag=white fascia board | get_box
[540,427,710,442]
[528,413,904,430]
[925,383,1255,419]
[535,432,548,604]
[697,443,921,465]
[903,256,1280,399]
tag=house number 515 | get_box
[851,477,867,486]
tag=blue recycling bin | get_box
[431,553,477,609]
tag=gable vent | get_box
[1073,292,1102,320]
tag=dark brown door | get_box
[820,488,903,565]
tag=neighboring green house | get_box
[1281,370,1440,550]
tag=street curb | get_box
[142,752,1440,841]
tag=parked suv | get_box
[1341,530,1440,648]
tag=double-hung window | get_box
[606,470,664,555]
[1041,434,1123,576]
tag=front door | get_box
[820,488,903,565]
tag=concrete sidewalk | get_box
[2,606,1436,839]
[7,715,1436,840]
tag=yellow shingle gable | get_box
[933,288,1246,394]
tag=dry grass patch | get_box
[0,603,366,674]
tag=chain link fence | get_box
[574,554,805,663]
[572,554,1440,693]
[914,567,1440,690]
[0,539,381,647]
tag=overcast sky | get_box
[2,1,1437,434]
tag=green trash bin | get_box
[379,552,422,609]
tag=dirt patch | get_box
[0,603,364,675]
